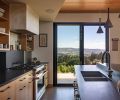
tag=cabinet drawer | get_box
[0,81,15,100]
[27,71,33,82]
[16,75,28,91]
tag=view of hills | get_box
[58,48,104,56]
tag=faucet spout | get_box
[101,51,112,78]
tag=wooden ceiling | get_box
[60,0,120,13]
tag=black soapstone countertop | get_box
[0,62,48,87]
[0,69,32,87]
[74,65,120,100]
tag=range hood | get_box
[10,3,39,35]
[10,29,36,35]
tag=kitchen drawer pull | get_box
[7,97,11,100]
[19,77,26,81]
[29,80,33,83]
[23,86,26,88]
[29,74,32,76]
[0,86,10,92]
[19,88,23,91]
[19,86,26,91]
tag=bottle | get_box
[19,43,21,50]
[15,41,18,50]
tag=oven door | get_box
[35,72,45,100]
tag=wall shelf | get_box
[0,0,10,50]
[20,34,34,51]
[0,17,8,21]
[0,32,9,35]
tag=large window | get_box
[53,23,107,85]
[84,26,105,65]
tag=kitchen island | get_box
[74,65,120,100]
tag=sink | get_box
[81,71,110,81]
[81,71,105,77]
[83,77,109,81]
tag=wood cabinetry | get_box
[10,3,39,35]
[16,71,33,100]
[0,71,33,100]
[16,74,28,100]
[27,72,33,100]
[44,64,48,87]
[19,34,34,51]
[0,0,10,50]
[0,81,15,100]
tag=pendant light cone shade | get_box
[118,13,120,18]
[106,8,113,28]
[97,18,104,34]
[97,26,104,33]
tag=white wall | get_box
[32,22,53,84]
[33,13,120,84]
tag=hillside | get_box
[58,48,104,56]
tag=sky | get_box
[57,25,105,49]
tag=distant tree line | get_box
[57,52,103,73]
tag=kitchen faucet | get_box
[101,51,113,78]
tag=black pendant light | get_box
[97,18,104,34]
[118,13,120,18]
[106,8,113,28]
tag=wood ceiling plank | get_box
[61,0,120,13]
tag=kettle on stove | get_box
[32,57,40,65]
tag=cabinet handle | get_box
[7,97,11,100]
[19,86,26,91]
[29,80,33,83]
[19,77,26,81]
[0,86,10,92]
[19,88,23,91]
[23,86,26,88]
[29,74,32,76]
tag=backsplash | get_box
[24,51,32,64]
[0,51,24,69]
[0,51,32,69]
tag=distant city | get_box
[58,48,105,56]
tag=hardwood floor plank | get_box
[41,87,74,100]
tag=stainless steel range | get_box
[33,64,47,100]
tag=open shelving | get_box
[20,34,34,51]
[0,0,10,50]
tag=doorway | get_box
[57,25,80,84]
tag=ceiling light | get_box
[45,9,54,13]
[105,8,113,28]
[118,13,120,18]
[97,18,104,34]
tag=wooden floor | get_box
[41,87,74,100]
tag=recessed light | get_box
[45,9,54,13]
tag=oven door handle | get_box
[34,73,43,80]
[34,71,48,80]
